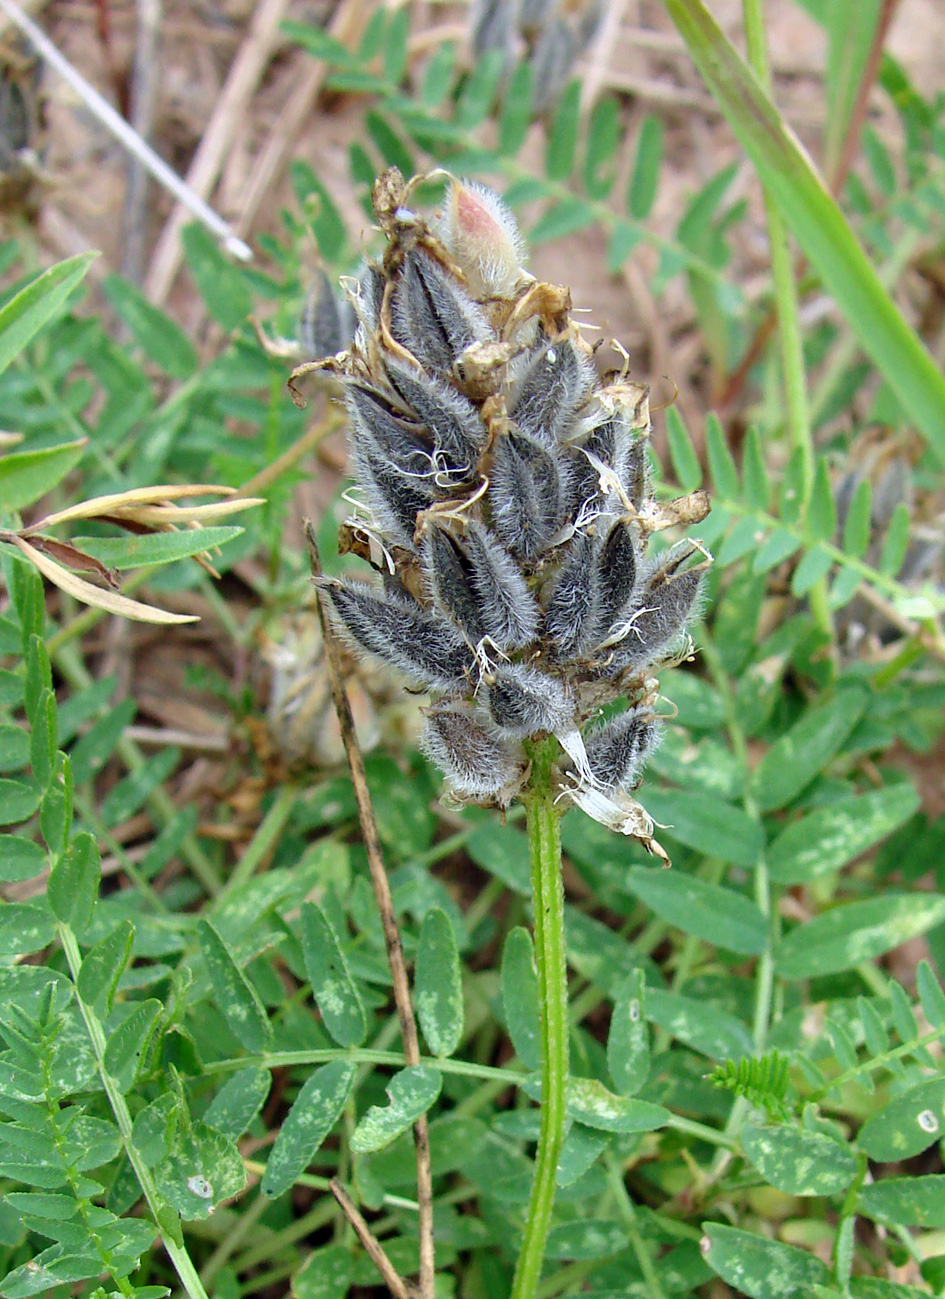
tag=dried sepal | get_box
[485,663,574,735]
[317,577,472,693]
[563,780,670,864]
[421,706,526,800]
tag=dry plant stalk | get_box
[307,523,434,1299]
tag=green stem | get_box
[59,924,211,1299]
[510,737,569,1299]
[742,0,835,657]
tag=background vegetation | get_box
[1,1,945,1296]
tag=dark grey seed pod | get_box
[347,383,434,479]
[352,441,433,549]
[528,18,579,114]
[300,271,356,359]
[511,338,592,447]
[609,554,704,673]
[485,663,574,735]
[391,250,490,373]
[386,357,485,474]
[317,579,473,693]
[584,708,660,792]
[543,530,600,660]
[421,707,525,798]
[621,435,649,509]
[596,521,639,640]
[488,431,563,561]
[464,522,541,650]
[424,527,487,644]
[471,0,517,56]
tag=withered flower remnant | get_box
[302,169,710,860]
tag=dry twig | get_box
[329,1180,413,1299]
[306,522,435,1299]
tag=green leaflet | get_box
[740,1121,856,1196]
[197,918,273,1055]
[857,1078,945,1162]
[776,894,945,979]
[607,969,649,1097]
[859,1175,945,1229]
[501,926,540,1070]
[767,784,920,884]
[702,1223,831,1297]
[261,1061,355,1198]
[351,1065,442,1153]
[300,902,366,1049]
[415,907,463,1057]
[625,866,766,953]
[751,687,868,811]
[154,1120,247,1220]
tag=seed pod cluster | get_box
[302,169,710,859]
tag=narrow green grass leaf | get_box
[0,440,88,513]
[197,918,273,1054]
[261,1061,355,1197]
[776,894,945,979]
[0,253,96,378]
[416,907,463,1058]
[663,0,945,465]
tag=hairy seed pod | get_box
[386,356,485,475]
[485,663,574,735]
[301,270,356,359]
[596,521,639,641]
[391,250,489,372]
[424,526,487,644]
[609,556,705,673]
[543,530,600,660]
[488,431,563,561]
[464,522,541,650]
[317,579,473,693]
[511,338,593,447]
[347,383,434,479]
[421,707,525,798]
[584,708,660,791]
[352,440,435,549]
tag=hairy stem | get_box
[511,737,569,1299]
